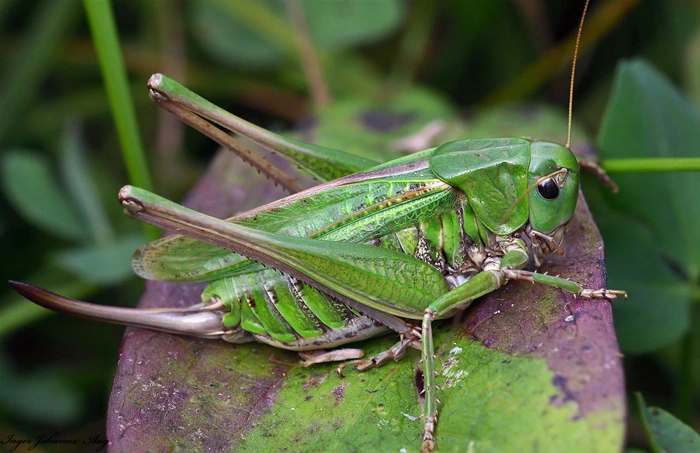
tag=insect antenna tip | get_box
[566,0,590,149]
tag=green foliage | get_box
[637,394,700,453]
[592,60,700,353]
[0,350,85,424]
[2,150,86,241]
[308,87,459,160]
[192,0,403,67]
[238,339,617,453]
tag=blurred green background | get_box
[1,0,699,451]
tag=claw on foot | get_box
[335,337,417,376]
[580,288,627,300]
[335,356,382,376]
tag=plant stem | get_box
[0,0,79,141]
[602,157,700,173]
[83,0,157,240]
[677,293,699,423]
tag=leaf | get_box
[305,87,458,160]
[54,233,146,284]
[463,104,589,146]
[191,0,287,68]
[0,350,85,424]
[107,150,625,452]
[0,149,86,241]
[302,0,403,50]
[582,185,690,353]
[191,0,403,69]
[593,59,700,352]
[59,119,114,245]
[637,394,700,453]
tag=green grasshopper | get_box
[9,5,625,452]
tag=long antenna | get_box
[566,0,590,149]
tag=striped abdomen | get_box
[203,267,386,350]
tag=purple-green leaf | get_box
[107,149,625,451]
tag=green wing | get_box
[133,156,453,283]
[123,186,451,319]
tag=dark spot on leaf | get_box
[463,330,478,341]
[172,389,189,402]
[359,111,416,132]
[442,358,456,370]
[482,337,496,347]
[551,375,575,405]
[305,396,313,402]
[333,383,349,405]
[415,368,425,400]
[303,373,328,390]
[552,375,567,388]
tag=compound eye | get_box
[537,178,559,200]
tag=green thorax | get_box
[429,138,579,236]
